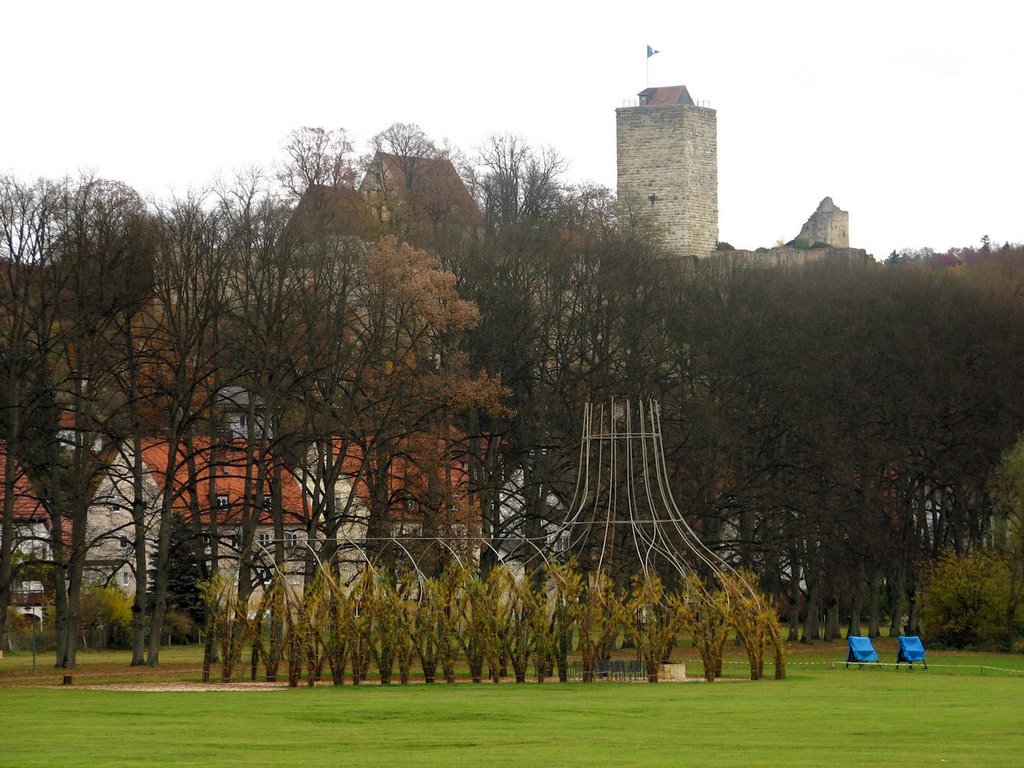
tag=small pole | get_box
[31,614,37,674]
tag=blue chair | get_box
[896,636,927,669]
[845,635,880,668]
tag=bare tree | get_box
[0,177,65,650]
[361,123,459,244]
[277,127,356,201]
[19,177,153,670]
[476,134,565,236]
[144,192,230,665]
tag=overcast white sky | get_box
[2,1,1021,258]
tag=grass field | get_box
[1,641,1022,767]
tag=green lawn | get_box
[1,644,1022,767]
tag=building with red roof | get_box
[0,441,50,620]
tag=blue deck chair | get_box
[845,635,880,668]
[896,636,927,669]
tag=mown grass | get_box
[1,642,1022,767]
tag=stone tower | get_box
[616,85,718,258]
[795,197,849,248]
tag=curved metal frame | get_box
[238,398,758,610]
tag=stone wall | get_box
[616,103,718,258]
[706,247,869,269]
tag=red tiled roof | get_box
[322,431,477,523]
[361,152,482,229]
[0,441,46,522]
[289,184,381,241]
[138,437,307,526]
[638,85,694,106]
[136,429,478,533]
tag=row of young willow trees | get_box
[202,560,785,685]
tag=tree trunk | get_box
[824,580,841,640]
[148,432,181,666]
[801,575,819,644]
[59,522,87,669]
[52,560,68,667]
[0,421,20,654]
[888,568,906,638]
[130,431,148,666]
[848,593,862,639]
[787,561,801,641]
[848,562,864,638]
[867,568,882,638]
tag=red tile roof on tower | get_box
[638,85,695,106]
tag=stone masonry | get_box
[796,196,849,248]
[616,85,718,258]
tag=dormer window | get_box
[216,494,229,509]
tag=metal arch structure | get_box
[242,398,756,605]
[522,399,758,601]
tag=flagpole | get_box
[645,45,659,89]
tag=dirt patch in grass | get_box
[82,681,289,692]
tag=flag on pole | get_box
[647,45,660,58]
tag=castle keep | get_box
[616,85,718,258]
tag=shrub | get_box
[80,585,133,649]
[919,550,1020,649]
[163,610,198,644]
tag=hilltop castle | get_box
[617,85,865,263]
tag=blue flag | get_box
[647,45,660,58]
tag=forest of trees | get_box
[2,124,1024,666]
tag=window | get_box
[216,494,229,509]
[258,531,273,548]
[262,494,272,509]
[118,536,129,550]
[121,570,130,587]
[287,530,301,547]
[334,494,342,509]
